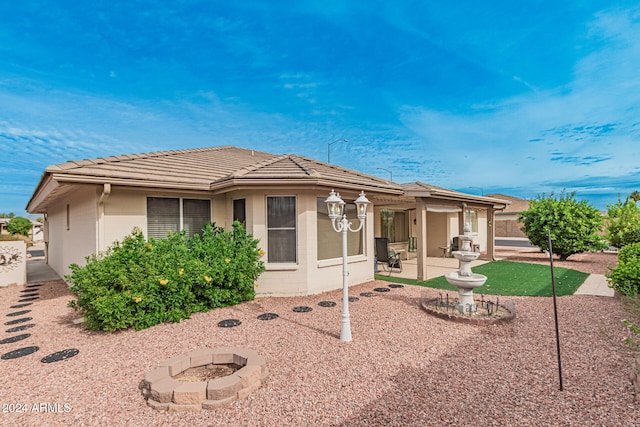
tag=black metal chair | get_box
[375,237,402,275]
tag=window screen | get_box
[267,196,296,263]
[183,199,211,238]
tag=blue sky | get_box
[2,1,639,216]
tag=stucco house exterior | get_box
[485,193,530,238]
[27,146,508,295]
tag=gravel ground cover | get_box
[1,264,638,426]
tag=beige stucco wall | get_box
[48,185,374,297]
[47,185,98,279]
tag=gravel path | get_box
[1,275,638,426]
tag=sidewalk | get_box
[574,274,614,297]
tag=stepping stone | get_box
[374,287,390,292]
[41,349,79,363]
[4,317,32,326]
[0,334,31,344]
[348,296,359,302]
[20,293,39,298]
[218,319,241,328]
[9,303,32,309]
[6,324,35,333]
[318,301,336,307]
[292,306,312,313]
[18,297,39,302]
[359,292,374,297]
[25,284,43,289]
[20,289,37,293]
[257,313,279,320]
[388,284,404,288]
[1,346,39,360]
[6,310,31,317]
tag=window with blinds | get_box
[266,196,296,263]
[146,197,211,240]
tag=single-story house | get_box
[484,193,530,238]
[27,146,508,295]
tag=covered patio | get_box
[377,256,488,281]
[373,183,508,281]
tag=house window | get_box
[380,209,408,243]
[147,197,211,239]
[233,199,246,226]
[266,196,296,263]
[316,197,364,260]
[465,209,478,233]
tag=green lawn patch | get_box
[375,260,589,297]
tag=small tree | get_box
[518,191,607,260]
[7,217,32,236]
[607,195,640,249]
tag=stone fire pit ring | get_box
[140,347,268,412]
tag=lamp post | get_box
[327,138,347,163]
[377,168,393,181]
[324,189,370,342]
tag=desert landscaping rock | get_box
[6,310,31,317]
[257,313,279,320]
[218,319,242,328]
[6,324,35,333]
[1,346,39,359]
[9,303,32,309]
[41,348,80,363]
[4,317,32,325]
[318,301,336,307]
[0,333,31,344]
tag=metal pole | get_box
[547,229,564,391]
[340,216,352,342]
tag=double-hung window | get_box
[266,196,296,263]
[147,197,211,239]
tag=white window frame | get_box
[146,196,212,239]
[266,195,298,264]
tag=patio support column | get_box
[416,198,428,281]
[459,202,466,234]
[487,207,496,260]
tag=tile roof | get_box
[28,146,403,212]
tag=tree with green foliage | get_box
[630,191,640,203]
[7,217,32,236]
[518,191,607,261]
[606,242,640,296]
[607,195,640,249]
[0,212,15,218]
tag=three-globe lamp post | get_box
[324,189,370,342]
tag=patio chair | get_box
[375,237,402,275]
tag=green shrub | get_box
[67,222,264,331]
[518,191,607,260]
[606,242,640,296]
[7,217,32,236]
[607,195,640,249]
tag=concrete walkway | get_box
[574,274,614,297]
[27,260,61,283]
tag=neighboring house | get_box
[0,218,8,235]
[484,193,529,238]
[27,146,508,295]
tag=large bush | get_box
[518,191,607,260]
[607,195,640,249]
[67,222,264,331]
[606,242,640,296]
[7,217,32,236]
